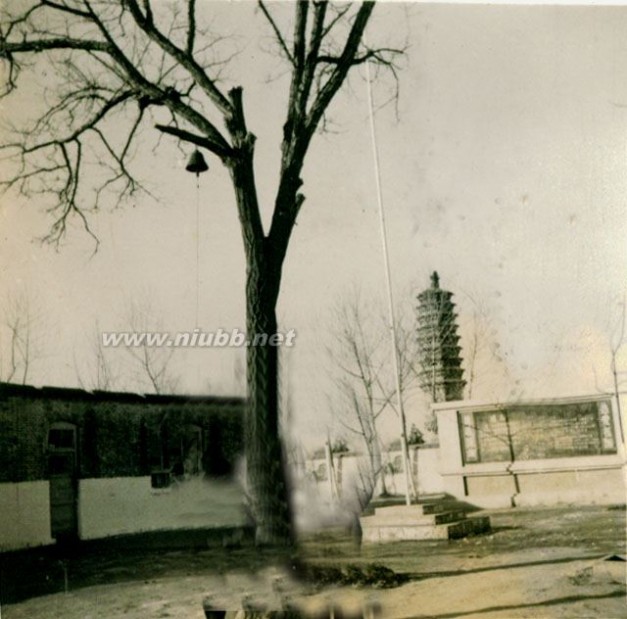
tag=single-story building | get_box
[0,382,246,552]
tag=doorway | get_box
[47,423,78,539]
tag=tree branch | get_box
[293,1,308,72]
[40,0,91,20]
[187,0,196,55]
[258,1,293,64]
[267,2,386,269]
[305,2,375,135]
[301,0,328,105]
[0,37,109,55]
[154,123,234,159]
[317,47,404,66]
[123,0,233,117]
[319,4,351,40]
[225,86,265,247]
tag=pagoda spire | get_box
[416,273,466,403]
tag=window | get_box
[47,423,77,477]
[459,411,479,463]
[151,470,171,489]
[48,427,75,450]
[150,423,204,487]
[458,400,617,464]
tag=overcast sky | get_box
[1,2,626,445]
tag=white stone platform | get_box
[360,503,491,543]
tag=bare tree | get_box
[608,297,625,430]
[75,305,180,394]
[327,292,418,504]
[458,290,512,401]
[75,319,119,391]
[0,1,402,544]
[462,296,491,400]
[591,295,627,440]
[458,410,521,507]
[0,289,44,384]
[123,298,180,395]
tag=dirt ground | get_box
[1,505,625,618]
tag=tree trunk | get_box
[226,94,294,545]
[244,247,293,546]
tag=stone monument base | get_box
[360,503,490,543]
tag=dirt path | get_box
[2,552,624,618]
[1,506,625,618]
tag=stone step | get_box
[361,515,491,543]
[360,503,491,543]
[373,504,446,518]
[435,510,468,525]
[372,505,466,525]
[366,509,466,526]
[421,503,447,515]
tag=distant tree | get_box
[123,297,180,395]
[608,296,626,430]
[327,291,418,504]
[0,289,45,385]
[75,319,119,391]
[458,289,513,401]
[331,437,349,453]
[592,295,627,440]
[406,423,424,446]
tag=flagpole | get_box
[365,59,416,505]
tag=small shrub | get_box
[289,560,406,589]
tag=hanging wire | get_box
[195,175,200,328]
[185,148,208,394]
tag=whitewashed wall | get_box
[78,476,245,540]
[305,445,446,515]
[384,446,445,496]
[0,481,54,552]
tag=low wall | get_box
[390,445,444,495]
[458,463,626,508]
[385,446,445,496]
[78,476,246,540]
[307,445,445,510]
[0,481,54,552]
[516,467,626,506]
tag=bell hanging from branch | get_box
[185,149,209,176]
